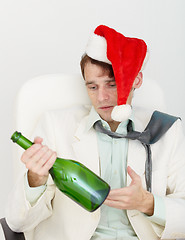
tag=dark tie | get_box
[93,120,152,192]
[93,111,179,193]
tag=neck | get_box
[108,121,120,132]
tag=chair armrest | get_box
[0,218,25,240]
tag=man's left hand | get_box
[104,166,154,216]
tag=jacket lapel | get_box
[127,114,160,240]
[72,115,100,176]
[71,115,101,236]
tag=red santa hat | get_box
[86,25,147,122]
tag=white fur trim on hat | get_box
[140,50,149,71]
[111,104,132,122]
[86,33,112,64]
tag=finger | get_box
[32,145,50,163]
[107,187,130,198]
[127,166,140,182]
[21,144,42,163]
[34,136,43,144]
[104,199,127,210]
[35,149,54,169]
[106,195,128,202]
[24,145,51,170]
[38,152,57,175]
[26,149,56,175]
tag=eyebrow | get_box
[85,81,94,86]
[85,79,115,86]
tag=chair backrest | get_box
[12,73,166,180]
[0,223,5,240]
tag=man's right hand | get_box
[21,137,57,187]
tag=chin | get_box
[99,113,112,123]
[96,107,114,121]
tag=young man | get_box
[5,25,185,240]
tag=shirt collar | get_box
[85,106,101,132]
[85,106,135,133]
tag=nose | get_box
[97,87,109,102]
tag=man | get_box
[5,25,185,240]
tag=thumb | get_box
[34,136,43,144]
[127,166,140,183]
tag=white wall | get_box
[0,0,185,218]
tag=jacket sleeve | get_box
[161,119,185,239]
[5,112,57,232]
[5,174,56,232]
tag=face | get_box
[84,62,118,125]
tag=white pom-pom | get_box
[111,104,132,122]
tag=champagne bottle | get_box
[11,131,110,212]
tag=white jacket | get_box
[6,106,185,240]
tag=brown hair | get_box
[80,54,114,80]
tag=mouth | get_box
[99,106,114,110]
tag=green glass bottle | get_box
[11,131,110,212]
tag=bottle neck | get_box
[11,131,33,150]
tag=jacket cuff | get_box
[24,171,47,206]
[146,194,166,226]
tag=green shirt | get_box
[87,107,138,240]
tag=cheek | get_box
[111,89,118,102]
[87,91,97,104]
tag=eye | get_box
[88,84,97,90]
[108,81,116,88]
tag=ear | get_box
[133,72,143,89]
